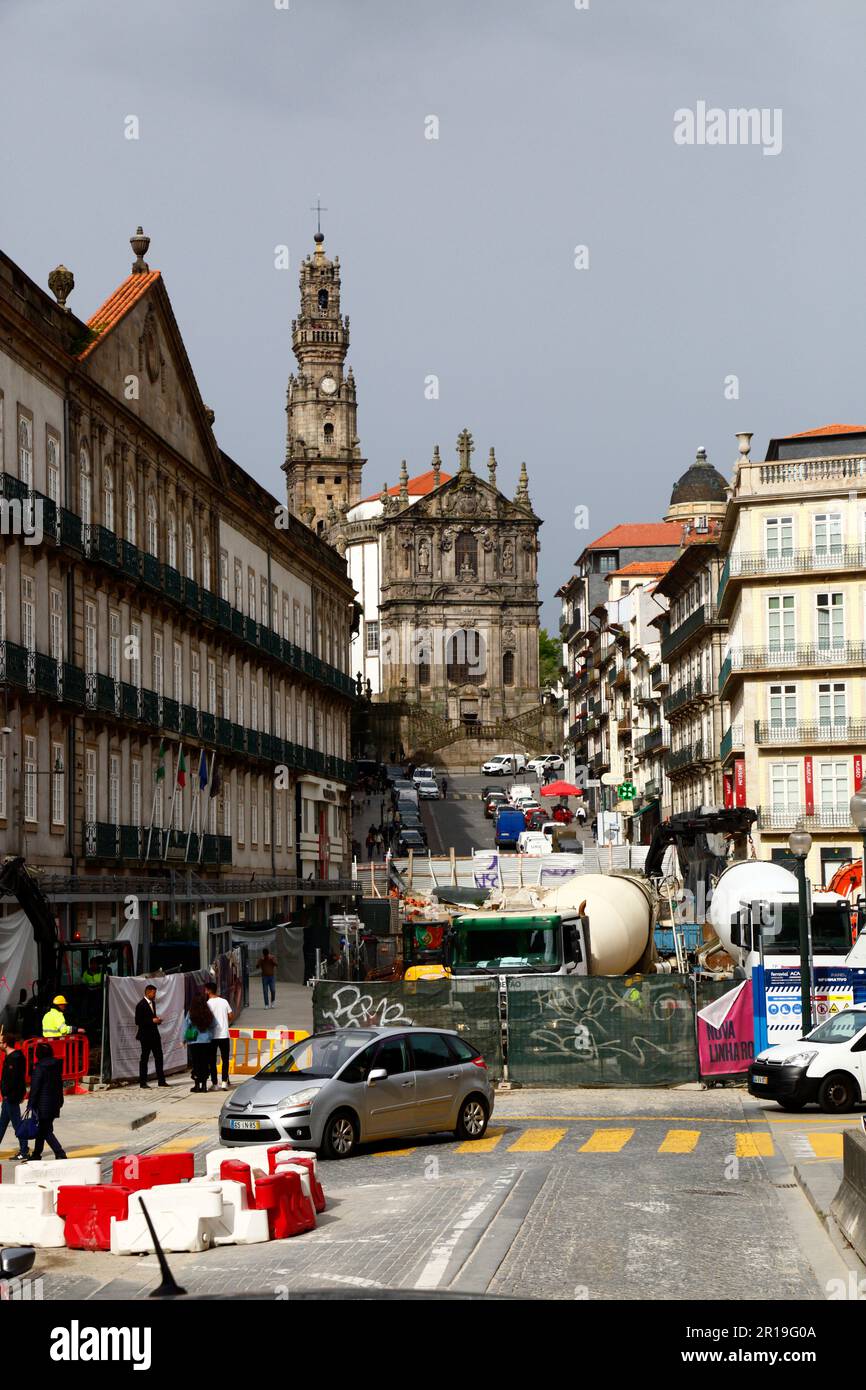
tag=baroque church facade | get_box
[284,233,546,757]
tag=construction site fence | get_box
[312,977,505,1079]
[312,974,745,1087]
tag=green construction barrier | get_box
[506,974,698,1086]
[312,977,504,1079]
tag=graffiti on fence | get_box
[511,977,694,1078]
[319,983,410,1030]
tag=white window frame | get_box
[24,735,37,823]
[816,591,844,649]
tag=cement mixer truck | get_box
[708,859,858,976]
[448,872,656,979]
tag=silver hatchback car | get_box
[218,1025,494,1159]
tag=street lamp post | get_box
[788,827,813,1034]
[850,789,866,907]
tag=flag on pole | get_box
[155,741,167,782]
[198,749,208,790]
[176,747,187,788]
[210,761,221,797]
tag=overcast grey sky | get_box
[3,0,865,623]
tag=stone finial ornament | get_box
[735,432,753,459]
[398,458,409,505]
[515,460,531,507]
[431,445,441,487]
[130,226,151,274]
[457,428,474,473]
[48,264,74,310]
[487,446,497,487]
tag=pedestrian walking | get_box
[206,981,234,1090]
[441,777,448,799]
[0,1034,30,1161]
[183,993,214,1093]
[135,983,168,1089]
[366,829,375,860]
[258,948,277,1008]
[27,1042,67,1161]
[375,828,385,859]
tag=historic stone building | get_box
[0,229,356,966]
[284,232,547,762]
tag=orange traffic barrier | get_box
[22,1035,90,1094]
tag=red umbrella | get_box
[539,780,581,798]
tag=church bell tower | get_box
[284,223,366,534]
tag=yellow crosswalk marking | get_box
[65,1144,119,1158]
[457,1126,506,1154]
[150,1136,205,1154]
[735,1131,774,1158]
[579,1128,635,1153]
[508,1128,568,1153]
[808,1132,844,1159]
[373,1147,416,1158]
[658,1129,700,1154]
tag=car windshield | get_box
[805,1009,866,1044]
[258,1030,379,1078]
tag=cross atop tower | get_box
[457,428,474,473]
[310,198,328,238]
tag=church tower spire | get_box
[283,225,366,535]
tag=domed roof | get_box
[669,448,728,508]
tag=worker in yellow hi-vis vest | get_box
[41,996,76,1039]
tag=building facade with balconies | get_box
[652,517,729,816]
[718,425,866,884]
[0,232,357,951]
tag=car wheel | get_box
[775,1099,806,1112]
[455,1094,489,1142]
[321,1109,359,1159]
[817,1072,859,1114]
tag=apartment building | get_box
[0,232,356,949]
[718,425,866,886]
[652,518,729,816]
[561,522,682,792]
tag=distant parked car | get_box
[219,1026,495,1158]
[527,754,565,776]
[416,778,441,800]
[412,766,436,786]
[494,806,526,850]
[395,828,428,854]
[524,808,548,831]
[484,791,508,819]
[517,830,553,856]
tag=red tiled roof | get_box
[608,560,674,577]
[782,423,866,439]
[78,271,161,359]
[361,467,452,504]
[587,522,682,549]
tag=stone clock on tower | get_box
[283,226,366,535]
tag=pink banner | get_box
[697,979,754,1078]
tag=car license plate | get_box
[752,1074,768,1086]
[231,1118,260,1130]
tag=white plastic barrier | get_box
[14,1157,101,1200]
[111,1183,224,1255]
[0,1185,66,1247]
[188,1177,270,1245]
[205,1145,318,1180]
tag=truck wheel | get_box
[455,1095,489,1141]
[321,1110,359,1159]
[817,1073,858,1114]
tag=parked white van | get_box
[481,753,527,776]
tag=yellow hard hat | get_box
[52,995,67,1007]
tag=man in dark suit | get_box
[135,983,167,1088]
